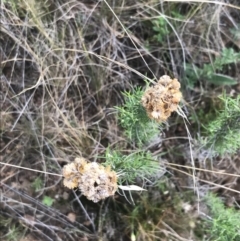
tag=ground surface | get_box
[1,1,240,241]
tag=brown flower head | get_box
[62,158,118,202]
[141,75,182,122]
[62,162,79,189]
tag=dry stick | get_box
[165,162,240,178]
[72,190,96,234]
[164,0,240,11]
[176,106,199,209]
[1,161,239,178]
[1,163,240,199]
[1,182,90,232]
[0,162,63,177]
[161,221,190,241]
[169,166,240,195]
[1,58,33,64]
[1,161,239,202]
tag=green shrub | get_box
[116,87,159,146]
[104,148,162,184]
[152,16,170,43]
[205,194,240,241]
[204,94,240,155]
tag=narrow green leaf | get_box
[206,74,237,85]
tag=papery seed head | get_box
[62,163,77,177]
[141,75,182,122]
[63,177,78,189]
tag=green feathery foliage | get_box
[104,148,161,184]
[116,87,159,145]
[205,193,240,241]
[204,94,240,155]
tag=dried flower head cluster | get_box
[63,157,118,202]
[141,75,182,122]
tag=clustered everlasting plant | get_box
[63,157,118,203]
[141,75,182,122]
[63,75,182,202]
